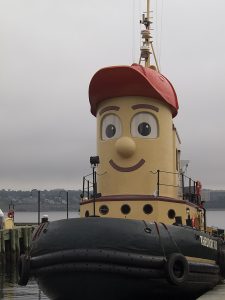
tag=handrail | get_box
[81,172,98,202]
[150,169,200,205]
[81,169,201,206]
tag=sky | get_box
[0,0,224,191]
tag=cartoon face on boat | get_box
[99,99,158,172]
[89,64,179,197]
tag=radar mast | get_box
[139,0,159,71]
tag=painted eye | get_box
[131,112,158,138]
[138,122,151,136]
[101,114,122,140]
[105,125,116,138]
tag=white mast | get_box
[139,0,159,71]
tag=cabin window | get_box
[168,209,176,219]
[101,114,122,140]
[99,205,109,215]
[143,204,153,214]
[131,113,158,138]
[121,204,131,215]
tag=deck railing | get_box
[151,170,201,205]
[81,170,201,206]
[82,172,93,200]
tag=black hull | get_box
[19,218,225,299]
[37,270,219,300]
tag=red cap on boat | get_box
[89,64,179,117]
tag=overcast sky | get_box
[0,0,224,191]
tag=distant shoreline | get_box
[206,208,225,211]
[3,209,79,213]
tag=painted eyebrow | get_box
[131,104,159,112]
[99,106,120,116]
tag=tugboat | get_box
[18,1,225,299]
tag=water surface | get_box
[206,209,225,228]
[0,258,48,300]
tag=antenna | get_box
[139,0,160,71]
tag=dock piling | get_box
[0,225,36,258]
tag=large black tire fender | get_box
[165,253,189,285]
[18,254,30,286]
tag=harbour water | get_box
[12,211,80,224]
[206,210,225,229]
[0,210,224,299]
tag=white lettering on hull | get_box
[200,236,218,250]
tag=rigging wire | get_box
[155,0,159,63]
[151,0,160,70]
[150,0,163,71]
[158,0,164,71]
[132,0,135,63]
[139,0,142,60]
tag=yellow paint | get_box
[96,96,179,199]
[80,198,203,227]
[80,94,203,227]
[4,217,14,229]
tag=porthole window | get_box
[168,209,176,219]
[121,204,131,215]
[143,204,153,214]
[85,210,89,217]
[99,205,109,215]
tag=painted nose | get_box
[115,137,136,158]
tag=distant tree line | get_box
[204,199,225,209]
[204,190,225,209]
[0,189,225,212]
[0,189,82,212]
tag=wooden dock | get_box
[0,225,36,256]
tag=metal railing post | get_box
[38,190,41,225]
[182,173,185,200]
[82,176,85,201]
[189,178,191,202]
[92,166,96,216]
[157,170,160,197]
[87,180,90,199]
[193,181,196,195]
[66,191,69,219]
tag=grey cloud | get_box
[0,0,224,190]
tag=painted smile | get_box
[109,159,145,172]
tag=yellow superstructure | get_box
[80,94,204,229]
[96,96,177,198]
[80,2,204,229]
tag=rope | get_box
[96,171,107,176]
[161,223,181,254]
[154,222,167,260]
